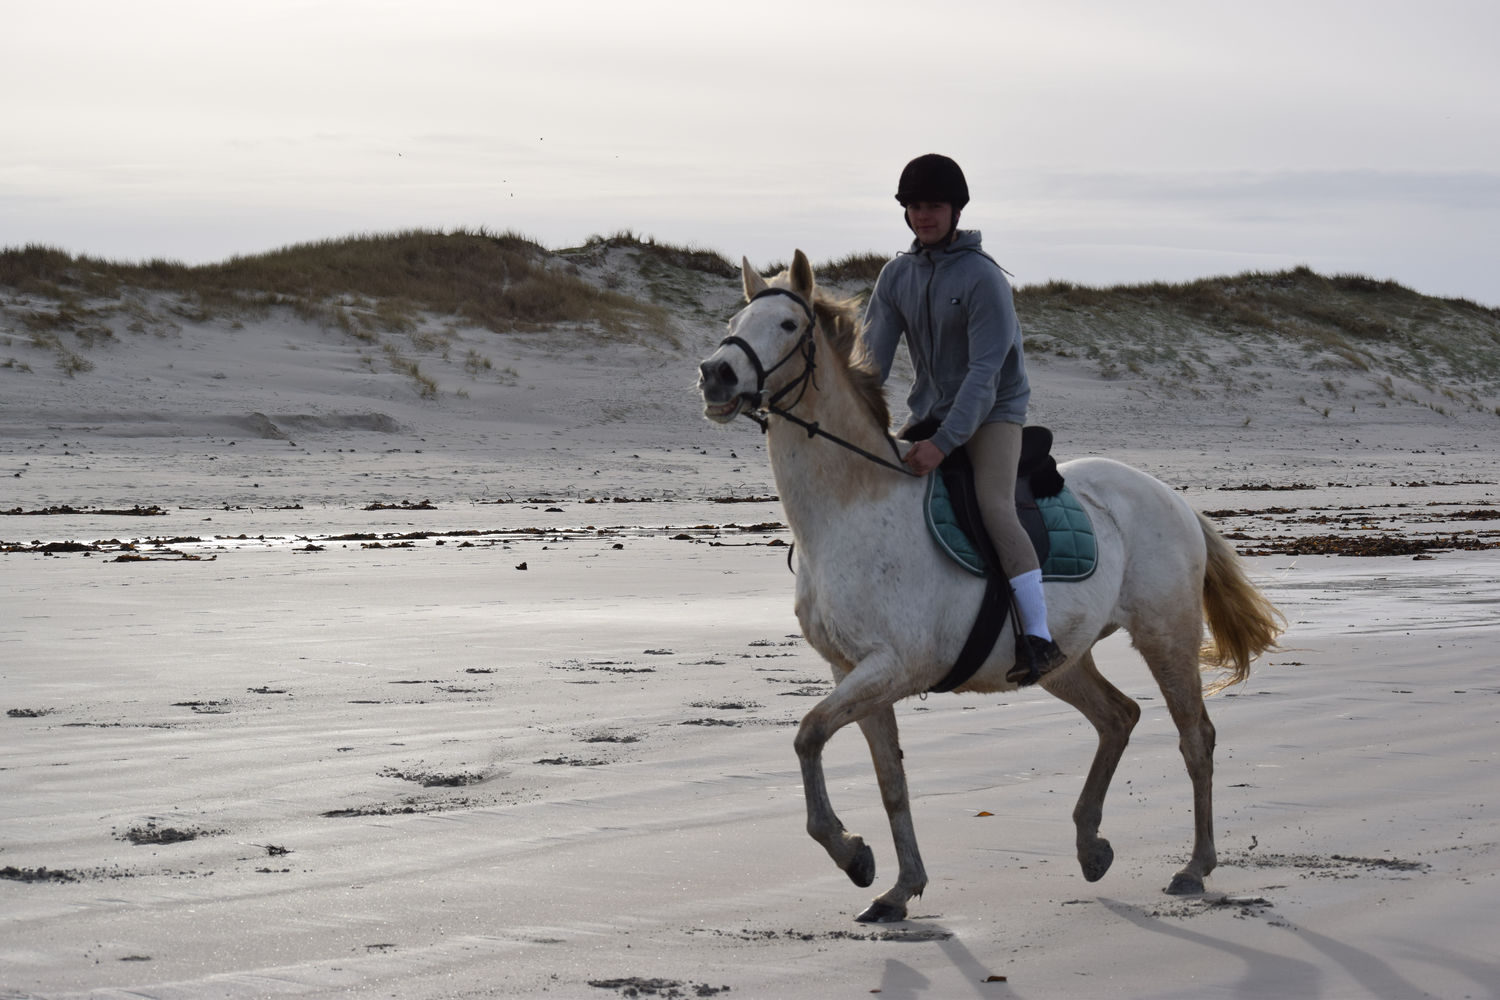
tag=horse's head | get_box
[698,250,817,423]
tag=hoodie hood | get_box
[906,229,990,262]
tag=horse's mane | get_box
[810,289,892,434]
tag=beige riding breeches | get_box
[967,421,1040,578]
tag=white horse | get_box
[697,251,1284,923]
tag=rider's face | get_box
[906,201,956,246]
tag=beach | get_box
[4,269,1500,998]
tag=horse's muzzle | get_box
[698,357,747,423]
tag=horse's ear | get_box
[741,257,769,301]
[791,249,814,299]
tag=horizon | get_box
[4,1,1498,307]
[10,226,1499,310]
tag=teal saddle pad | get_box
[925,473,1097,582]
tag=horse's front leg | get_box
[852,705,927,923]
[792,655,904,911]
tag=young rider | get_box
[862,153,1066,686]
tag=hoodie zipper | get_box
[921,249,938,369]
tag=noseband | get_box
[715,287,915,477]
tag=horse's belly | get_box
[792,551,982,678]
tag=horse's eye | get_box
[781,320,798,332]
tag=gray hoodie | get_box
[862,230,1030,458]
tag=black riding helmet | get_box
[894,153,970,210]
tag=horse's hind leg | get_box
[1136,618,1219,895]
[852,705,927,923]
[1040,650,1140,883]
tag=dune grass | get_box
[1,230,680,390]
[811,252,888,286]
[1017,265,1500,406]
[576,230,738,280]
[0,229,672,339]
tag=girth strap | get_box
[925,444,1019,693]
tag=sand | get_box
[3,286,1499,999]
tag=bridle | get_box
[716,287,917,478]
[717,288,817,424]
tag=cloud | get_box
[1012,168,1500,214]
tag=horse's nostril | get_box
[700,359,737,387]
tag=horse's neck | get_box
[765,356,909,547]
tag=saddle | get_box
[902,422,1090,693]
[925,437,1097,582]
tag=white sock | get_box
[1009,569,1052,642]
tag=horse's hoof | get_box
[845,842,876,888]
[1080,838,1114,882]
[855,899,907,923]
[1165,872,1205,896]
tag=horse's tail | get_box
[1197,511,1285,693]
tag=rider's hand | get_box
[903,440,946,475]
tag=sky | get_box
[4,0,1499,305]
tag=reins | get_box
[719,288,917,479]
